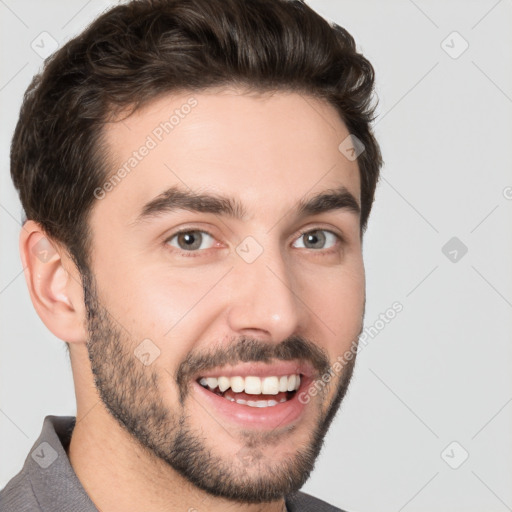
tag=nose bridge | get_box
[226,237,302,341]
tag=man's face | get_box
[84,88,365,502]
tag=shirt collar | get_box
[26,415,98,511]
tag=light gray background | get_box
[1,1,511,511]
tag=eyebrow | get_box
[133,184,360,225]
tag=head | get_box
[12,0,382,504]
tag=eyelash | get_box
[164,227,345,258]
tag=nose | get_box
[225,243,303,343]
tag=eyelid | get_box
[163,224,218,242]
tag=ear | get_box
[19,220,88,344]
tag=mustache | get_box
[176,335,331,396]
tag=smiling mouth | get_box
[197,374,301,408]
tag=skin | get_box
[20,88,365,512]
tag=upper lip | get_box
[195,360,316,380]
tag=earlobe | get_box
[19,220,88,344]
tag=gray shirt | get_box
[0,416,345,512]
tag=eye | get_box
[166,230,216,252]
[292,229,341,250]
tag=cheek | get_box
[302,263,365,348]
[116,265,226,361]
[142,264,226,321]
[105,260,212,324]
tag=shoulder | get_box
[0,415,78,512]
[0,471,40,512]
[285,490,348,512]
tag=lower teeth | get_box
[199,382,293,407]
[223,396,286,407]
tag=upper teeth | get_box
[199,374,301,395]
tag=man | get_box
[0,0,382,510]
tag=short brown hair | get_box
[11,0,382,275]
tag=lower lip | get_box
[193,378,312,430]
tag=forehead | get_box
[96,88,361,225]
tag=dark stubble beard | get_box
[82,270,361,504]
